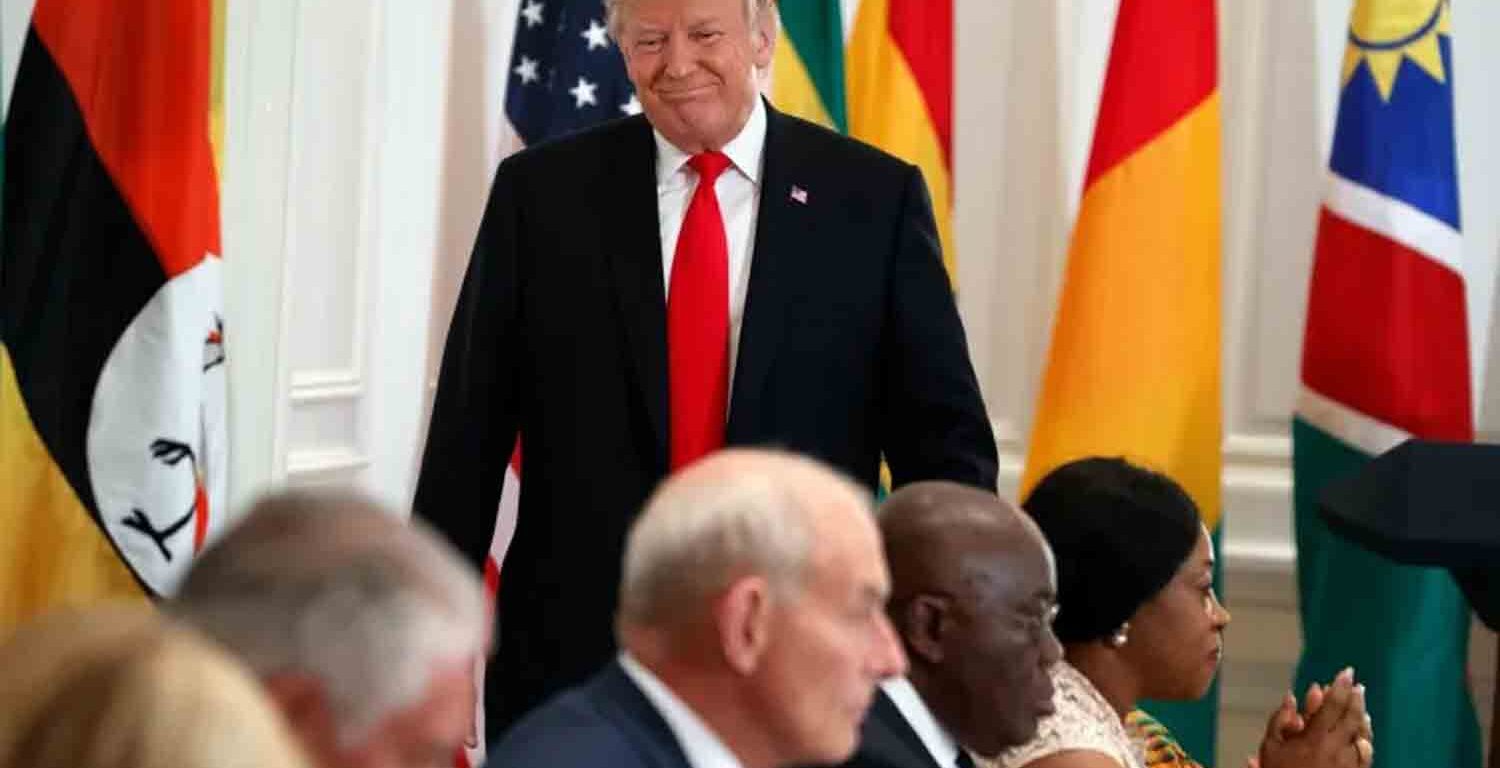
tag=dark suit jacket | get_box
[487,661,691,768]
[839,689,944,768]
[415,102,996,734]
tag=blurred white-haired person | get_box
[172,488,489,768]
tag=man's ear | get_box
[751,4,777,69]
[715,575,775,675]
[261,672,342,756]
[899,594,950,666]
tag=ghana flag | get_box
[0,0,227,634]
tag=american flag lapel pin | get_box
[790,185,808,205]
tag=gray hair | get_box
[170,489,488,747]
[617,449,867,632]
[604,0,775,41]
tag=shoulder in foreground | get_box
[1018,750,1130,768]
[487,693,644,768]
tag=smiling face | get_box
[614,0,773,153]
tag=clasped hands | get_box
[1247,667,1373,768]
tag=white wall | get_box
[206,0,1500,761]
[221,0,463,513]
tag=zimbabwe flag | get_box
[0,0,226,634]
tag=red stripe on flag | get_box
[1084,0,1217,186]
[1301,208,1472,441]
[192,480,209,552]
[888,0,953,166]
[33,0,220,279]
[454,442,522,768]
[485,443,521,599]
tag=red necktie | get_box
[668,151,732,470]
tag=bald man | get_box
[490,449,907,768]
[839,481,1062,768]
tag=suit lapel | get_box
[727,102,800,440]
[868,689,947,768]
[604,116,669,468]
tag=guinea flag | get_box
[0,0,226,634]
[1019,1,1223,761]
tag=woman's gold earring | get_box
[1109,622,1130,648]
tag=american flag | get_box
[505,0,638,144]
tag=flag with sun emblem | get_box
[0,0,227,635]
[1293,1,1479,766]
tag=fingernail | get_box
[1339,666,1355,683]
[1354,683,1366,698]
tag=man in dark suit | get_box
[414,0,995,735]
[839,482,1062,768]
[488,449,908,768]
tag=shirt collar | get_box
[619,652,746,768]
[653,97,767,189]
[880,677,962,768]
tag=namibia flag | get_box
[0,0,226,633]
[1294,2,1480,766]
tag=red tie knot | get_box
[689,151,732,184]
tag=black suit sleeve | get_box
[879,166,998,492]
[412,160,525,569]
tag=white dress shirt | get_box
[882,676,964,768]
[619,652,746,768]
[654,98,766,392]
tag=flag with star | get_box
[506,0,637,143]
[455,2,633,766]
[1293,2,1480,766]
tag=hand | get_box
[1261,675,1332,746]
[1301,676,1373,742]
[1256,668,1373,768]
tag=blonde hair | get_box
[0,605,312,768]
